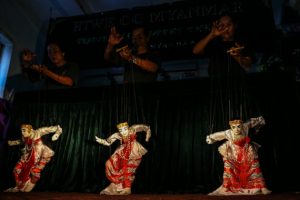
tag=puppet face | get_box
[21,124,33,138]
[229,120,242,135]
[118,126,129,137]
[117,122,129,137]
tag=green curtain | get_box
[2,74,300,193]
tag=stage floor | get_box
[1,192,300,200]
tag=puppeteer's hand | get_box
[227,43,244,57]
[31,64,47,73]
[108,26,124,46]
[22,49,36,63]
[118,46,133,62]
[210,20,228,37]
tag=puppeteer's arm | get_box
[232,54,252,71]
[31,65,74,86]
[192,33,215,56]
[129,55,159,73]
[227,44,253,72]
[131,124,151,142]
[104,26,123,62]
[206,130,227,144]
[95,132,121,146]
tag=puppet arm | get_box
[244,116,266,132]
[95,132,121,146]
[51,125,62,141]
[8,139,22,146]
[36,125,62,140]
[206,130,227,144]
[131,124,151,142]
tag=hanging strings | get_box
[207,48,248,183]
[208,46,250,133]
[117,62,143,125]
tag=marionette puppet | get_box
[4,124,62,192]
[206,116,271,195]
[95,122,151,195]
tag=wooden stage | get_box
[1,192,300,200]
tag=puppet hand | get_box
[145,129,151,142]
[52,125,62,141]
[7,140,20,146]
[95,136,105,145]
[206,135,213,144]
[258,116,266,125]
[52,133,60,141]
[56,125,63,134]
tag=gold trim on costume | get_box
[117,122,128,129]
[21,124,33,131]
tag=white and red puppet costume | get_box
[206,116,271,195]
[95,122,151,195]
[5,124,62,192]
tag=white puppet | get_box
[5,124,62,192]
[95,122,151,195]
[206,116,271,195]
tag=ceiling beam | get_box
[49,0,69,17]
[75,0,94,15]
